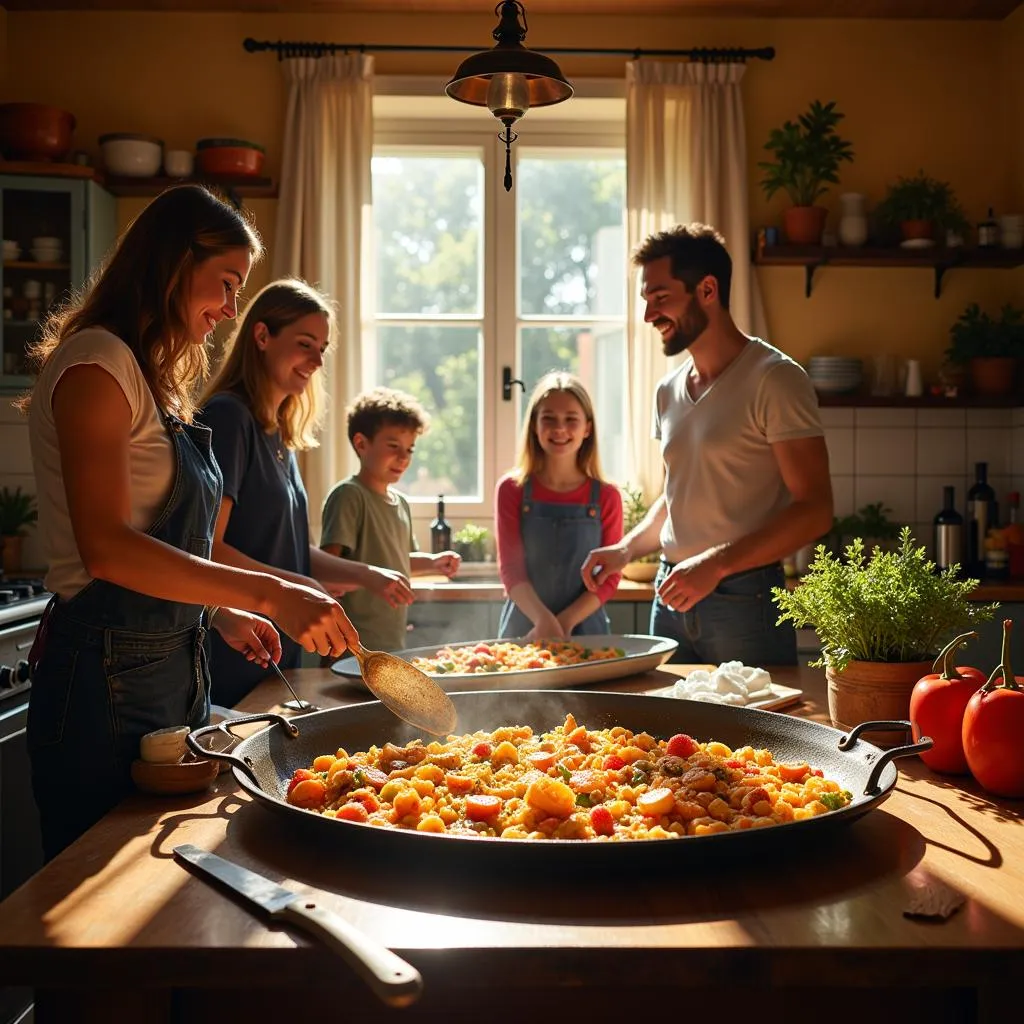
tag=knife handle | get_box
[280,899,423,1007]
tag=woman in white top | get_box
[21,184,358,859]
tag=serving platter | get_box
[330,633,679,693]
[646,681,804,712]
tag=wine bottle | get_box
[966,462,995,577]
[933,486,963,572]
[430,495,452,554]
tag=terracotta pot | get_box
[899,219,933,241]
[0,103,75,161]
[968,356,1016,397]
[825,659,933,748]
[195,137,265,178]
[782,205,827,245]
[1,534,24,574]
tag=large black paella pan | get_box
[189,690,930,866]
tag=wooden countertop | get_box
[0,664,1021,1023]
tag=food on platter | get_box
[284,712,853,841]
[672,661,775,706]
[409,639,626,675]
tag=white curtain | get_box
[273,53,375,533]
[625,60,766,499]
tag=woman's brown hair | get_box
[201,278,335,451]
[515,371,604,483]
[18,184,262,420]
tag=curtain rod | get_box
[242,37,775,63]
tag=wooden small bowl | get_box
[130,755,219,795]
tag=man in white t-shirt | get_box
[581,223,833,665]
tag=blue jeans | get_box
[650,561,796,667]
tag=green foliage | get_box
[758,100,855,206]
[453,522,492,561]
[772,527,997,672]
[0,486,38,536]
[620,482,659,564]
[944,302,1024,364]
[875,170,969,233]
[827,501,902,553]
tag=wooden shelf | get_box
[102,175,277,200]
[754,244,1024,297]
[816,392,1021,408]
[3,260,69,271]
[0,160,97,180]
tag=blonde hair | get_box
[201,278,335,451]
[515,371,603,483]
[17,184,262,420]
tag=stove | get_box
[0,578,49,705]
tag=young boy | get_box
[321,387,461,651]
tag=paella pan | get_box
[189,690,930,867]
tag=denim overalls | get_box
[27,414,222,860]
[498,478,610,638]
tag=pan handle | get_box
[837,720,934,796]
[187,713,301,787]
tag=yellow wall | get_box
[3,9,1021,379]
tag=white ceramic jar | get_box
[838,193,868,247]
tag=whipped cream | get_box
[671,661,774,706]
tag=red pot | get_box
[782,205,827,245]
[0,103,75,161]
[195,137,265,178]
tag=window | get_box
[371,98,626,523]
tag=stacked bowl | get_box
[30,236,63,263]
[807,356,863,394]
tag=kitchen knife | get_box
[173,844,422,1007]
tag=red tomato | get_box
[666,733,699,759]
[589,805,615,836]
[962,620,1024,799]
[910,631,985,775]
[286,768,315,796]
[472,742,493,759]
[473,643,493,655]
[602,755,626,771]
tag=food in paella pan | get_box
[285,712,853,841]
[410,639,626,675]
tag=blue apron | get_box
[498,477,610,638]
[27,414,222,860]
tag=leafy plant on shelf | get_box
[772,527,997,672]
[0,485,38,537]
[874,170,969,235]
[452,522,492,562]
[944,302,1024,363]
[621,483,659,564]
[758,99,855,207]
[826,501,902,555]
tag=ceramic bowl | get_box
[130,755,218,795]
[195,137,265,177]
[99,133,163,177]
[163,149,194,178]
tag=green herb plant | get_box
[827,501,902,554]
[875,170,969,235]
[452,522,492,561]
[944,302,1024,363]
[772,527,997,673]
[621,483,659,564]
[0,486,38,537]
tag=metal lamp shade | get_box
[445,45,573,110]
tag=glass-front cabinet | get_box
[0,175,116,391]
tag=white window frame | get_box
[372,78,626,531]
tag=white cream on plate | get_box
[671,661,774,706]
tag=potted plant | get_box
[758,99,855,246]
[620,483,660,582]
[875,169,969,244]
[944,302,1024,397]
[772,527,997,747]
[0,485,39,574]
[452,522,492,563]
[825,501,903,556]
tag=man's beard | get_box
[658,298,708,356]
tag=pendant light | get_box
[446,1,573,191]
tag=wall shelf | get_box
[754,244,1024,298]
[102,175,277,202]
[816,392,1021,408]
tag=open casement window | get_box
[371,84,627,533]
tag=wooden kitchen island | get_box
[0,664,1021,1024]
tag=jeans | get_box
[650,561,796,667]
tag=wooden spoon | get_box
[347,639,458,737]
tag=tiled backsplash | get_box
[822,406,1024,557]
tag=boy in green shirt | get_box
[321,387,461,651]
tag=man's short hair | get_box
[632,223,734,310]
[346,387,430,448]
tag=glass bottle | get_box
[430,495,452,554]
[977,208,999,247]
[966,462,995,577]
[933,486,963,572]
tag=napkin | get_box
[671,661,774,706]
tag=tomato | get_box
[472,742,493,759]
[910,631,985,775]
[589,805,615,836]
[665,733,699,759]
[602,754,626,771]
[286,768,315,796]
[963,619,1024,799]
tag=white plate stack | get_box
[807,356,863,394]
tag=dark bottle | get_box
[977,207,999,247]
[966,462,995,577]
[430,495,452,554]
[933,486,963,572]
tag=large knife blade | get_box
[173,844,422,1007]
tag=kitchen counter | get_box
[0,665,1021,1023]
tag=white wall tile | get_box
[912,522,935,558]
[0,424,32,475]
[918,408,965,428]
[854,408,916,428]
[830,474,855,518]
[854,476,917,525]
[966,428,1012,477]
[915,427,967,475]
[855,427,915,475]
[819,407,854,428]
[966,409,1013,428]
[1013,408,1024,428]
[824,427,854,475]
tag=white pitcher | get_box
[838,193,868,247]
